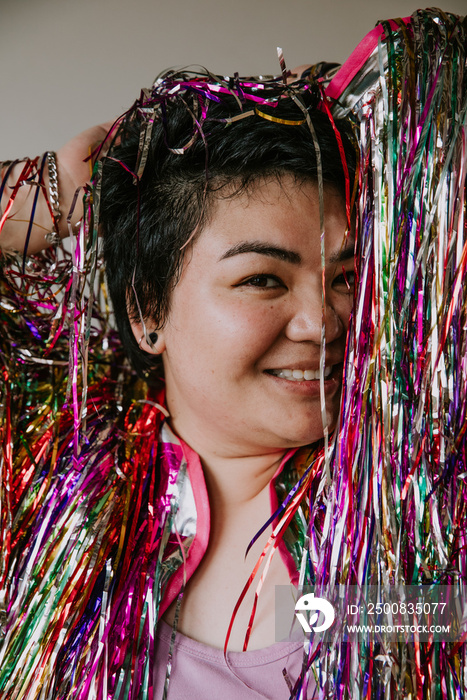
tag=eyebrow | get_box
[219,240,356,265]
[328,244,355,264]
[219,241,302,265]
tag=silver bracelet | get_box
[45,151,61,244]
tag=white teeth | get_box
[269,367,334,381]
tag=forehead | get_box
[196,176,350,259]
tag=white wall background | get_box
[1,0,465,159]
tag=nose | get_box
[285,296,345,345]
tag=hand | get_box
[56,121,115,229]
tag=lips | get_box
[263,363,343,399]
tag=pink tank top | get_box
[153,620,312,699]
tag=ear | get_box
[129,316,167,355]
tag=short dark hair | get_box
[99,70,357,376]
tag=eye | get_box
[333,267,355,291]
[240,274,284,289]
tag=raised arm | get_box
[0,123,112,255]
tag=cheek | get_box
[334,297,353,332]
[210,299,284,361]
[164,295,281,376]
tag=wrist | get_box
[44,151,62,244]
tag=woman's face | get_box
[150,176,354,458]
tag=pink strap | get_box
[326,17,410,102]
[159,438,210,615]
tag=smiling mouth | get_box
[267,366,333,382]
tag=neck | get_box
[170,418,287,506]
[171,415,287,507]
[201,450,286,508]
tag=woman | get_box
[0,67,356,699]
[0,8,466,700]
